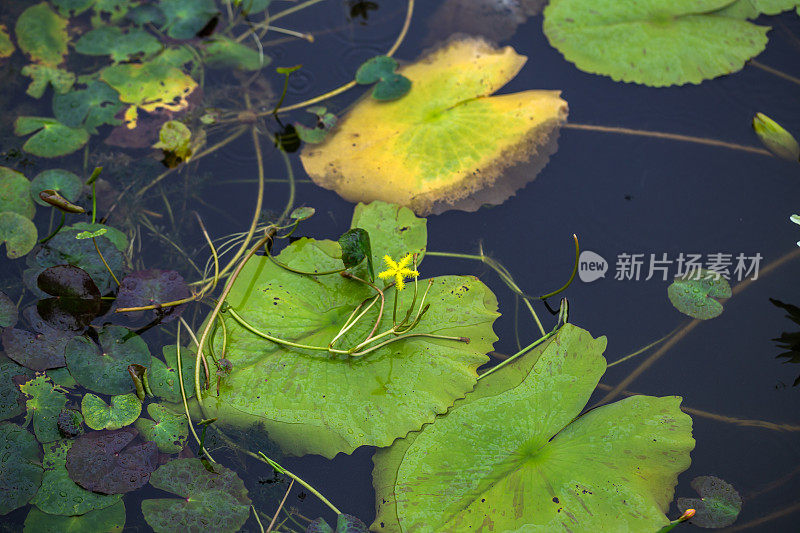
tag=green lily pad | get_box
[677,476,742,528]
[149,345,203,403]
[53,81,123,134]
[100,61,197,114]
[30,169,82,206]
[142,458,251,533]
[0,422,42,515]
[0,212,37,259]
[668,269,732,320]
[0,290,17,328]
[27,227,124,294]
[21,64,75,98]
[15,3,69,65]
[57,408,84,438]
[65,325,151,395]
[0,24,13,58]
[543,0,769,87]
[47,367,76,389]
[0,355,31,421]
[351,201,427,270]
[24,500,126,533]
[716,0,800,18]
[134,403,188,453]
[75,26,162,62]
[0,166,35,219]
[373,324,695,531]
[290,206,315,221]
[14,117,89,158]
[19,374,68,443]
[159,0,218,39]
[69,223,128,253]
[236,0,272,14]
[295,106,337,144]
[82,393,142,430]
[203,36,267,70]
[355,56,412,101]
[206,204,499,458]
[307,514,368,533]
[753,112,799,162]
[32,438,121,515]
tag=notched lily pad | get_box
[0,422,42,515]
[355,56,411,101]
[66,427,158,494]
[21,64,75,98]
[82,392,142,430]
[75,26,162,62]
[142,458,251,533]
[149,345,203,403]
[677,476,742,528]
[37,265,102,330]
[115,269,191,323]
[30,169,82,206]
[203,35,267,70]
[0,166,36,219]
[301,38,568,215]
[101,61,197,115]
[53,81,123,134]
[668,269,732,320]
[14,116,89,158]
[65,325,151,395]
[24,500,125,533]
[33,438,122,515]
[19,374,68,443]
[159,0,218,40]
[134,403,188,453]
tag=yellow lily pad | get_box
[301,37,568,215]
[100,61,197,114]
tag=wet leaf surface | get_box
[14,3,68,65]
[355,56,411,101]
[2,325,72,371]
[57,407,84,438]
[115,269,191,323]
[33,438,122,514]
[203,36,267,70]
[66,427,158,494]
[19,374,67,443]
[29,168,82,206]
[149,345,202,403]
[677,476,742,528]
[75,26,162,62]
[52,81,123,134]
[20,64,74,98]
[65,325,151,395]
[134,403,188,453]
[82,392,142,431]
[668,269,732,320]
[37,265,102,330]
[0,165,35,219]
[0,355,32,421]
[0,422,42,515]
[141,458,251,533]
[0,290,18,328]
[24,500,125,533]
[14,116,88,158]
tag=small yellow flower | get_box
[378,253,419,291]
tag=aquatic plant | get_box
[667,269,732,320]
[677,476,742,528]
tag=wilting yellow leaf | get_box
[301,37,568,215]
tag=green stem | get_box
[38,212,66,244]
[478,329,558,381]
[268,0,328,23]
[349,331,467,357]
[606,327,679,368]
[257,452,342,515]
[226,306,346,353]
[92,237,120,286]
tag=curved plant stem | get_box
[176,320,216,463]
[226,306,341,352]
[93,237,120,286]
[478,328,558,381]
[563,123,772,157]
[749,59,800,87]
[538,234,579,300]
[257,452,342,515]
[39,212,66,244]
[258,0,414,116]
[606,326,680,368]
[597,246,800,406]
[268,0,328,23]
[266,479,294,533]
[724,501,800,532]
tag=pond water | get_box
[1,1,799,532]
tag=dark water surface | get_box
[2,1,800,531]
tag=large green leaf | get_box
[31,439,121,515]
[543,0,769,86]
[372,324,695,532]
[0,423,42,515]
[0,355,31,421]
[716,0,800,18]
[206,204,499,457]
[142,458,250,533]
[351,201,427,272]
[15,3,68,66]
[65,326,151,395]
[100,61,197,114]
[0,166,35,219]
[19,374,67,444]
[14,117,89,158]
[24,500,125,533]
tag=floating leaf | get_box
[373,324,695,531]
[236,0,272,14]
[0,212,37,258]
[0,291,17,328]
[338,228,374,280]
[82,393,142,430]
[69,223,128,252]
[66,427,158,494]
[53,81,123,134]
[47,367,76,388]
[2,326,72,371]
[24,500,125,533]
[37,265,102,330]
[0,422,42,515]
[543,0,769,87]
[301,38,568,215]
[351,201,427,269]
[770,298,800,387]
[142,458,251,533]
[677,476,742,528]
[0,166,35,219]
[19,374,68,443]
[65,325,151,395]
[0,24,13,58]
[149,345,202,403]
[32,438,122,514]
[134,403,188,453]
[14,116,89,158]
[307,514,369,533]
[716,0,800,18]
[206,203,498,457]
[668,269,732,320]
[203,36,267,70]
[753,112,799,162]
[75,229,107,239]
[39,189,85,214]
[75,26,162,62]
[295,106,337,144]
[21,64,75,98]
[355,56,411,101]
[0,355,31,421]
[101,61,197,113]
[57,407,84,438]
[30,169,82,207]
[15,3,68,65]
[159,0,218,39]
[51,0,95,16]
[289,206,315,221]
[152,121,192,166]
[26,227,124,294]
[115,269,191,323]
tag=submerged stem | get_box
[257,452,342,515]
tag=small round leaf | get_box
[81,392,142,430]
